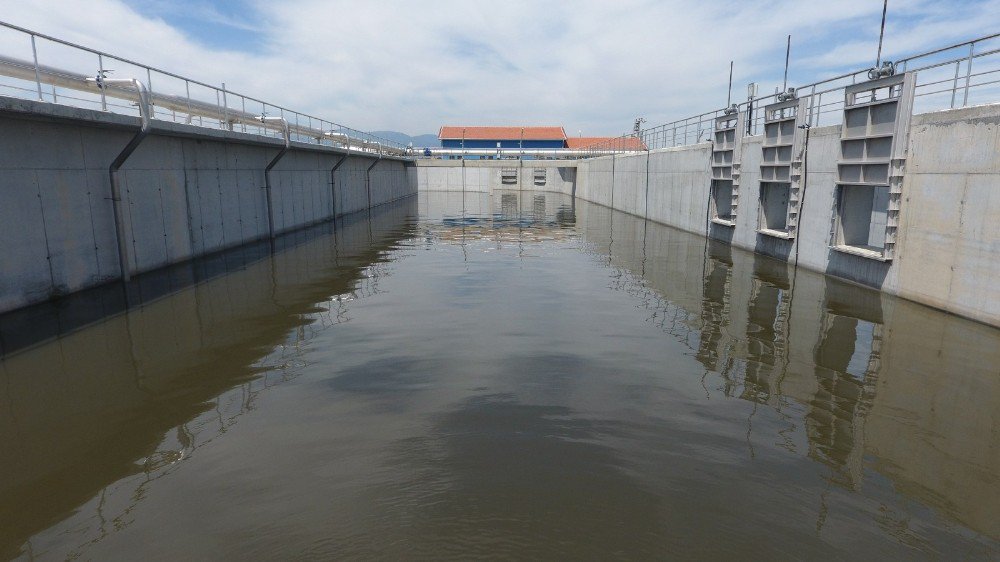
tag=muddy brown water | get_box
[1,191,997,559]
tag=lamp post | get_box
[461,128,465,160]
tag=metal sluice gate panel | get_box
[832,72,915,261]
[709,110,744,227]
[758,95,808,239]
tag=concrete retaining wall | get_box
[414,159,576,195]
[0,98,415,314]
[572,104,1000,327]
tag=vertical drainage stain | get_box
[34,170,57,296]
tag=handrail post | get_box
[146,67,154,119]
[30,34,42,101]
[97,54,107,110]
[962,42,975,107]
[215,89,222,128]
[950,60,961,108]
[184,79,193,124]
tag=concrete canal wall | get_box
[413,159,577,196]
[0,98,414,315]
[571,104,1000,327]
[3,96,997,327]
[414,103,1000,327]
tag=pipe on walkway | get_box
[260,116,290,239]
[0,54,411,158]
[90,76,151,283]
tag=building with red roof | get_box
[438,126,568,151]
[565,136,647,151]
[437,126,645,158]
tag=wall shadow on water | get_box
[574,201,1000,544]
[366,391,665,559]
[0,199,415,357]
[0,197,418,560]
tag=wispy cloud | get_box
[2,0,998,135]
[130,0,263,33]
[446,35,521,74]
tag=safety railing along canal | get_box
[581,32,1000,156]
[0,20,409,157]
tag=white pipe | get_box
[0,54,410,157]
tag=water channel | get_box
[1,191,998,559]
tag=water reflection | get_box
[572,196,1000,544]
[1,191,997,558]
[0,198,418,559]
[384,191,1000,554]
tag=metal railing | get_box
[0,20,411,157]
[580,31,1000,156]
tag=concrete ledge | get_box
[832,244,889,261]
[0,96,413,162]
[757,228,793,240]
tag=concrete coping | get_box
[0,95,413,162]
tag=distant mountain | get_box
[371,131,439,148]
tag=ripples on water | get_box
[0,191,997,559]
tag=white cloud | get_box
[2,0,999,136]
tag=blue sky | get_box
[4,0,999,136]
[128,0,263,51]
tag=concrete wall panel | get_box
[192,167,227,254]
[123,169,170,273]
[894,107,1000,325]
[216,168,245,245]
[0,170,53,310]
[85,168,120,279]
[35,169,101,296]
[0,101,414,315]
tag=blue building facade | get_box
[438,126,568,159]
